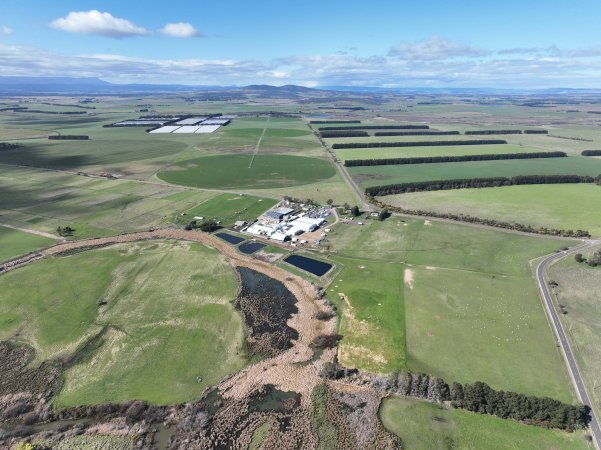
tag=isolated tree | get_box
[574,253,584,263]
[326,198,334,206]
[199,219,220,232]
[350,205,360,217]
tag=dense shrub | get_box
[345,151,566,167]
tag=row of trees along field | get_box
[464,130,548,135]
[309,120,361,124]
[48,135,90,140]
[319,125,429,131]
[368,196,591,238]
[366,174,601,196]
[322,367,590,431]
[0,143,20,151]
[332,139,506,149]
[344,151,566,167]
[319,131,369,138]
[575,250,601,266]
[374,131,460,136]
[582,150,601,156]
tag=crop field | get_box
[548,253,601,419]
[0,240,246,407]
[352,155,601,188]
[158,154,336,190]
[0,226,56,262]
[184,193,277,226]
[379,397,589,450]
[325,217,572,400]
[333,143,542,162]
[381,184,601,236]
[0,165,218,238]
[328,256,405,373]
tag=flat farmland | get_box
[333,144,542,162]
[381,184,601,236]
[184,193,277,226]
[548,253,601,420]
[351,155,601,188]
[380,397,589,450]
[0,226,56,262]
[0,240,246,407]
[325,218,573,400]
[158,154,336,190]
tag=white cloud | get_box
[51,10,147,38]
[160,22,204,38]
[389,35,489,60]
[0,26,12,36]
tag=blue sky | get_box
[1,0,601,87]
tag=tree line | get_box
[344,151,566,167]
[365,174,601,196]
[465,130,522,135]
[319,131,369,138]
[319,125,429,131]
[374,131,460,136]
[310,120,361,124]
[581,150,601,156]
[368,197,591,238]
[0,143,20,151]
[332,139,507,149]
[575,250,601,267]
[322,367,590,431]
[524,129,549,134]
[48,135,90,140]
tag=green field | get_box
[351,155,601,188]
[158,154,337,190]
[325,218,573,400]
[548,252,601,420]
[380,184,601,236]
[379,397,589,450]
[0,226,56,262]
[0,240,246,407]
[333,144,544,162]
[184,193,277,226]
[328,256,405,373]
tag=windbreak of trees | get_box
[368,197,591,238]
[575,250,601,267]
[319,125,429,131]
[49,135,89,140]
[345,151,566,167]
[319,131,369,138]
[366,174,600,196]
[374,131,460,136]
[524,129,549,134]
[581,150,601,156]
[465,130,522,135]
[0,143,20,151]
[309,120,361,124]
[333,139,506,149]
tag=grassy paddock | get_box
[0,240,246,407]
[184,193,277,226]
[379,396,589,450]
[0,226,56,262]
[380,184,601,236]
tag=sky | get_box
[1,0,601,88]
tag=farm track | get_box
[0,222,64,241]
[536,240,601,449]
[248,114,270,168]
[0,228,339,409]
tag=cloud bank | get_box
[51,10,147,38]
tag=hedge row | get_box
[0,142,20,151]
[368,197,591,238]
[332,139,507,149]
[582,150,601,156]
[344,151,566,167]
[319,131,369,138]
[524,129,549,134]
[49,135,89,140]
[465,130,522,135]
[309,120,361,124]
[318,125,429,131]
[365,174,600,196]
[374,131,460,136]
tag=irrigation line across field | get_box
[248,115,271,169]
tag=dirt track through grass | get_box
[249,115,270,168]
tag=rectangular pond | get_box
[215,232,245,245]
[239,242,266,254]
[284,255,332,277]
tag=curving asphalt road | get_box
[536,240,601,449]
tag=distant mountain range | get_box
[0,76,600,96]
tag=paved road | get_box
[536,240,601,449]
